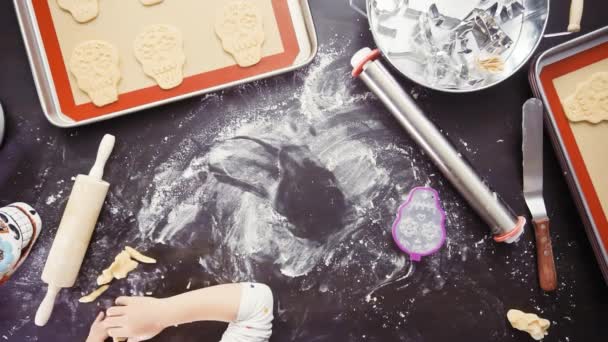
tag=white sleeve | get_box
[220,283,274,342]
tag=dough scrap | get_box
[96,251,139,285]
[562,72,608,124]
[79,285,109,303]
[507,309,550,340]
[110,251,139,279]
[139,0,163,5]
[476,56,505,73]
[96,268,113,286]
[134,25,185,90]
[215,1,266,67]
[70,40,121,107]
[126,246,157,264]
[57,0,99,23]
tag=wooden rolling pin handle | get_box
[533,218,558,292]
[568,0,584,32]
[35,285,61,327]
[89,134,115,180]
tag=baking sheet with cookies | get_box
[530,26,608,283]
[14,0,317,127]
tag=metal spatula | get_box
[522,98,557,292]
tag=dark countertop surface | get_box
[1,1,607,341]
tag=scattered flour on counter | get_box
[126,41,505,338]
[136,46,423,284]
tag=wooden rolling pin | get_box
[35,135,115,327]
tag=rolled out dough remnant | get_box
[215,1,266,67]
[70,40,121,107]
[96,247,155,285]
[96,251,139,285]
[57,0,99,23]
[125,246,157,264]
[139,0,163,5]
[79,285,109,303]
[562,72,608,124]
[507,309,550,340]
[134,25,185,90]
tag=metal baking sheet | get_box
[530,26,608,284]
[14,0,317,127]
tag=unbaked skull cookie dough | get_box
[57,0,99,23]
[139,0,164,6]
[69,40,122,107]
[507,309,551,341]
[215,0,266,67]
[134,25,186,90]
[562,72,608,124]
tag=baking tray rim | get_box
[531,26,608,282]
[14,0,319,128]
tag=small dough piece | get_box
[96,251,139,285]
[79,285,109,303]
[125,246,157,264]
[113,338,126,342]
[562,72,608,124]
[476,56,505,73]
[134,25,185,90]
[110,251,139,279]
[215,1,266,67]
[96,268,113,286]
[70,40,121,107]
[139,0,163,5]
[57,0,99,23]
[507,309,550,340]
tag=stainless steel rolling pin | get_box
[351,48,525,243]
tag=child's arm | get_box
[86,312,109,342]
[102,283,243,340]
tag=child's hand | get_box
[103,296,166,341]
[86,312,109,342]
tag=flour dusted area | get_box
[130,44,511,339]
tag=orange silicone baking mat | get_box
[539,41,608,251]
[32,0,300,122]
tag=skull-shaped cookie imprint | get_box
[392,187,446,261]
[139,0,163,6]
[563,72,608,124]
[57,0,99,23]
[69,40,121,107]
[215,1,266,67]
[134,25,186,90]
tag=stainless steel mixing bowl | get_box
[351,0,550,93]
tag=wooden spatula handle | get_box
[533,218,557,291]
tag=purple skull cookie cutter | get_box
[391,187,446,261]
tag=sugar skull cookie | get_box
[215,1,266,67]
[70,40,122,107]
[57,0,99,23]
[134,25,186,90]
